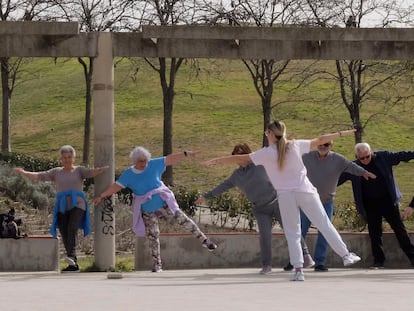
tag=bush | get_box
[334,202,367,232]
[0,152,59,171]
[207,190,255,231]
[173,185,200,217]
[0,164,54,210]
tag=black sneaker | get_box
[369,262,384,269]
[61,265,80,273]
[202,239,217,251]
[314,265,329,272]
[283,262,293,271]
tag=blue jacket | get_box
[338,150,414,218]
[50,190,91,238]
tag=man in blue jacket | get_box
[339,142,414,269]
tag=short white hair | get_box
[59,145,76,158]
[355,142,371,154]
[129,146,151,164]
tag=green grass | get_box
[5,57,414,229]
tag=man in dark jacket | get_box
[339,142,414,269]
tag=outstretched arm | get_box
[195,176,236,205]
[93,183,123,205]
[202,154,251,167]
[89,166,110,178]
[165,150,200,166]
[310,129,356,150]
[13,167,40,182]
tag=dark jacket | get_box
[338,150,414,218]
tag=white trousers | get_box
[278,191,349,268]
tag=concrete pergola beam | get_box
[141,25,414,41]
[112,34,414,60]
[0,33,98,57]
[0,21,79,35]
[2,22,414,59]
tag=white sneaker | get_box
[290,270,305,281]
[303,254,315,268]
[343,252,361,266]
[65,256,76,266]
[259,265,272,275]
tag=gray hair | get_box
[59,145,76,158]
[355,142,371,154]
[129,146,151,164]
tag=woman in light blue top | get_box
[94,146,217,273]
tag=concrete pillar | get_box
[93,32,115,271]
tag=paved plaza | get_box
[1,268,413,311]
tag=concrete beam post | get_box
[93,32,115,271]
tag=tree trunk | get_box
[261,95,272,147]
[157,57,182,186]
[353,117,363,143]
[79,57,94,166]
[1,57,11,155]
[162,87,174,186]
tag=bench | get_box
[0,235,59,272]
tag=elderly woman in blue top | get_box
[14,145,108,273]
[93,146,217,273]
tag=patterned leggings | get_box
[142,206,207,268]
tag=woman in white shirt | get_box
[203,120,373,281]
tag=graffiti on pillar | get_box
[101,197,114,235]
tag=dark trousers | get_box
[253,199,281,267]
[365,197,414,265]
[57,207,85,262]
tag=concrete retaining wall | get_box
[135,232,414,271]
[0,236,59,272]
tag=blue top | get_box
[117,157,166,212]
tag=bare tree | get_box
[201,0,303,146]
[300,0,414,142]
[128,0,206,185]
[0,0,55,155]
[49,0,133,165]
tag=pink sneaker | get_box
[304,254,315,268]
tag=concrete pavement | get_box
[1,268,413,311]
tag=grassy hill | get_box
[4,57,414,229]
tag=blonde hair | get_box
[267,120,290,169]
